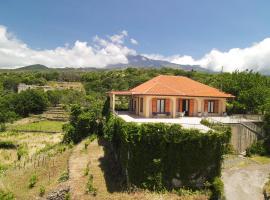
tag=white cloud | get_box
[0,26,136,68]
[130,38,138,45]
[145,39,270,73]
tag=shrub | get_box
[28,174,38,188]
[17,144,28,160]
[211,177,225,200]
[0,190,15,200]
[0,141,17,149]
[246,140,267,156]
[39,185,45,197]
[58,171,69,182]
[0,123,6,132]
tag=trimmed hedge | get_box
[104,115,231,191]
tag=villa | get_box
[108,75,234,118]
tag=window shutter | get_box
[204,100,208,112]
[165,99,170,113]
[214,100,219,113]
[152,98,157,112]
[179,99,183,112]
[189,99,194,116]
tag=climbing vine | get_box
[104,114,231,191]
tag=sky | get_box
[1,0,270,73]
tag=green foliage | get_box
[86,174,97,196]
[104,115,231,190]
[63,103,102,144]
[246,140,267,156]
[0,123,6,132]
[39,185,45,197]
[0,140,17,149]
[0,190,15,200]
[84,165,90,176]
[65,192,71,200]
[17,144,28,160]
[28,174,38,188]
[211,177,225,200]
[12,89,49,117]
[58,171,69,182]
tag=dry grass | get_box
[0,149,71,200]
[0,131,63,166]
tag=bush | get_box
[246,140,267,156]
[211,177,224,200]
[58,171,69,182]
[104,115,231,190]
[17,144,28,160]
[0,141,17,149]
[28,174,38,188]
[0,123,6,132]
[0,190,15,200]
[39,185,45,197]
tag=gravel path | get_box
[222,157,270,200]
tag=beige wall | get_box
[131,95,227,118]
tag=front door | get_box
[182,99,189,116]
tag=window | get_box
[140,98,143,112]
[157,99,165,113]
[208,101,215,113]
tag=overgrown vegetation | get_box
[86,174,97,196]
[104,115,231,192]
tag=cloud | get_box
[0,26,136,68]
[145,38,270,73]
[130,38,138,45]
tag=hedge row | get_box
[104,115,231,191]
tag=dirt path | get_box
[68,140,90,200]
[222,157,270,200]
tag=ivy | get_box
[104,115,231,191]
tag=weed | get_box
[86,174,97,196]
[58,171,69,182]
[17,144,28,160]
[84,165,89,176]
[0,190,14,200]
[28,174,38,188]
[39,185,45,197]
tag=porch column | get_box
[110,94,115,112]
[172,97,176,118]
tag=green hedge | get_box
[104,115,231,191]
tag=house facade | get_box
[108,75,234,118]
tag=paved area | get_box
[222,156,270,200]
[117,112,211,132]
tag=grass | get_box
[0,149,71,199]
[0,131,63,166]
[8,120,65,132]
[250,155,270,164]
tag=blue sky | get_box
[1,0,270,73]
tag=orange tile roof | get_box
[110,75,234,98]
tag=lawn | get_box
[8,120,65,132]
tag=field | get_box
[0,111,70,199]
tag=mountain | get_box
[16,64,49,71]
[106,54,212,73]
